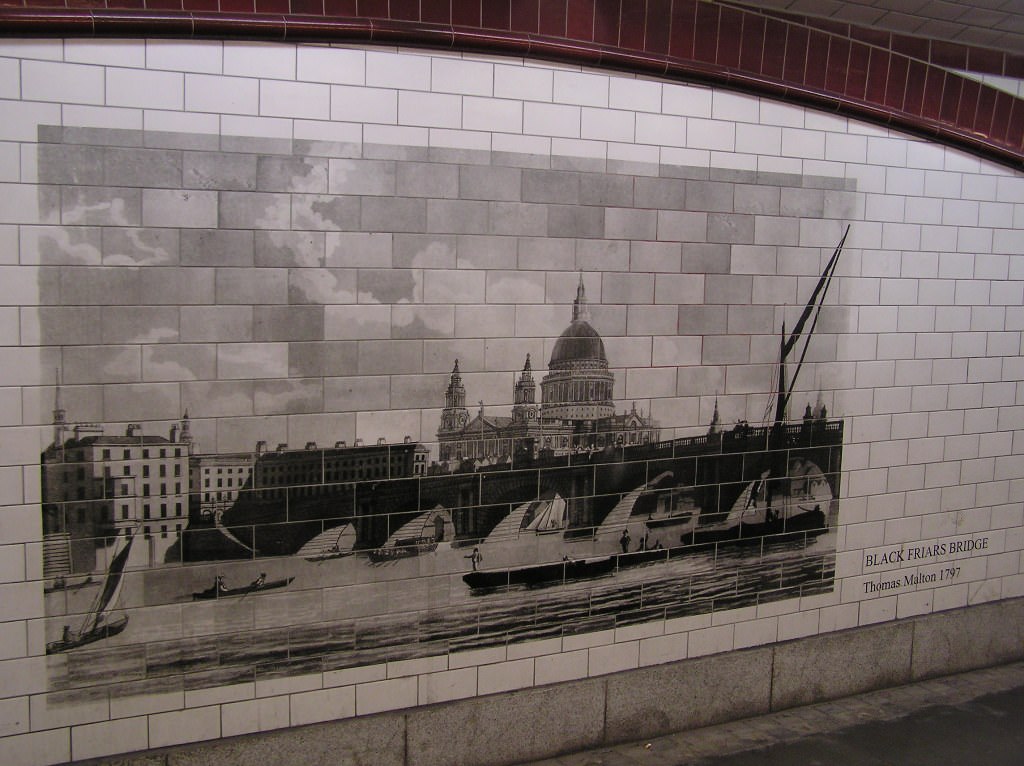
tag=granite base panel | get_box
[77,597,1024,766]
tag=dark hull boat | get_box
[191,576,294,600]
[464,555,616,590]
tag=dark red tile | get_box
[883,53,908,111]
[66,0,103,7]
[966,46,1002,76]
[956,77,980,129]
[593,0,619,47]
[1006,99,1024,150]
[450,0,478,27]
[421,0,450,24]
[618,0,644,50]
[1003,54,1024,79]
[814,17,846,36]
[289,0,323,14]
[804,30,829,90]
[388,0,418,21]
[761,17,786,79]
[973,82,997,140]
[537,0,565,36]
[220,0,255,12]
[183,0,219,11]
[510,0,537,33]
[715,4,742,70]
[782,24,808,84]
[864,48,889,106]
[481,0,508,29]
[920,66,946,121]
[667,0,696,61]
[844,41,869,101]
[938,75,962,124]
[824,36,849,94]
[692,0,718,64]
[989,91,1013,145]
[738,13,765,74]
[255,0,289,12]
[848,25,888,48]
[565,0,592,41]
[903,58,927,116]
[107,0,146,9]
[930,40,967,70]
[323,0,357,15]
[890,33,928,61]
[356,0,386,18]
[643,0,671,55]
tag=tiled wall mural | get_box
[0,40,1022,764]
[36,128,850,708]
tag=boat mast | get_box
[77,533,134,637]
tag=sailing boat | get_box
[694,225,849,544]
[46,533,134,654]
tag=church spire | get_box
[572,273,591,323]
[52,368,66,448]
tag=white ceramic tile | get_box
[431,57,493,96]
[65,39,145,68]
[224,42,296,80]
[297,46,365,85]
[398,91,462,129]
[186,73,259,116]
[106,67,183,111]
[366,50,431,91]
[71,716,148,762]
[462,96,522,133]
[221,695,290,737]
[22,60,103,105]
[552,70,608,108]
[355,677,417,716]
[477,658,534,695]
[148,706,220,749]
[260,79,329,120]
[494,63,552,102]
[146,40,223,74]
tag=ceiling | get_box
[736,0,1024,56]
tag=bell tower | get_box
[440,360,470,433]
[512,355,538,424]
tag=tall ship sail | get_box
[47,532,134,654]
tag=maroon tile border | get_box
[0,2,1022,169]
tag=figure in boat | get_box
[192,572,294,600]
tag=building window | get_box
[121,504,129,520]
[142,449,149,459]
[144,504,150,519]
[142,465,150,478]
[160,448,166,458]
[159,465,166,478]
[123,465,130,475]
[174,464,181,477]
[175,448,181,457]
[123,449,131,460]
[161,525,167,538]
[160,504,167,518]
[102,449,111,460]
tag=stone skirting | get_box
[75,596,1024,766]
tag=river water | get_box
[46,529,835,703]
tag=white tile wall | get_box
[0,38,1020,764]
